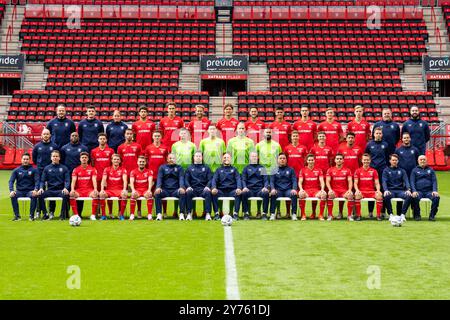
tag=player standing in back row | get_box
[217,103,239,145]
[159,101,185,151]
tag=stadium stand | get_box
[8,4,214,122]
[233,5,438,124]
[443,1,450,40]
[0,1,4,21]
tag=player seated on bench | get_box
[38,150,70,220]
[410,155,440,221]
[70,152,99,220]
[353,153,383,220]
[9,153,40,221]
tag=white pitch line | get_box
[224,226,240,300]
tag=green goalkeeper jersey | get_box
[199,137,226,172]
[256,139,282,174]
[226,136,255,173]
[171,140,196,170]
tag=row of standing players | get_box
[9,102,438,221]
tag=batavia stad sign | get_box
[0,55,24,70]
[200,55,248,73]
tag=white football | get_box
[389,215,404,227]
[221,214,233,227]
[69,215,82,227]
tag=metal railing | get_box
[0,121,34,149]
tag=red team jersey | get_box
[317,120,343,153]
[144,143,168,178]
[132,119,156,150]
[326,166,352,192]
[72,165,97,193]
[354,167,379,192]
[159,116,184,150]
[217,117,239,145]
[117,142,142,175]
[90,146,115,181]
[347,119,371,151]
[130,168,154,193]
[245,118,266,144]
[187,117,211,148]
[269,121,292,150]
[284,144,308,177]
[103,166,127,191]
[338,144,363,174]
[310,144,334,174]
[292,119,317,151]
[300,167,323,193]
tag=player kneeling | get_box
[326,153,354,221]
[70,152,99,220]
[130,156,154,221]
[298,154,327,221]
[354,153,383,221]
[99,154,128,220]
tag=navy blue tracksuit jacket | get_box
[394,145,420,177]
[365,140,389,172]
[78,118,104,152]
[372,120,400,155]
[401,118,430,155]
[32,141,58,173]
[60,142,89,173]
[156,164,185,190]
[185,164,212,190]
[242,164,269,190]
[46,117,76,149]
[9,165,40,192]
[212,165,242,190]
[105,121,128,152]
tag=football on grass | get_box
[69,215,82,227]
[221,214,233,227]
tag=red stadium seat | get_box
[2,147,15,165]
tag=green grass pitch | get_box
[1,170,450,300]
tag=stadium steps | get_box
[434,97,450,123]
[216,23,233,55]
[22,62,47,90]
[179,63,201,91]
[0,95,11,121]
[248,63,270,92]
[423,6,449,56]
[400,64,426,92]
[209,96,238,123]
[0,4,24,55]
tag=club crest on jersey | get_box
[202,168,205,172]
[59,168,63,172]
[28,171,32,175]
[427,170,431,174]
[65,123,68,127]
[398,171,401,175]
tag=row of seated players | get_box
[10,147,439,222]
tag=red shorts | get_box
[360,191,377,199]
[104,189,124,198]
[331,189,348,198]
[133,189,148,197]
[75,189,94,198]
[304,189,321,198]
